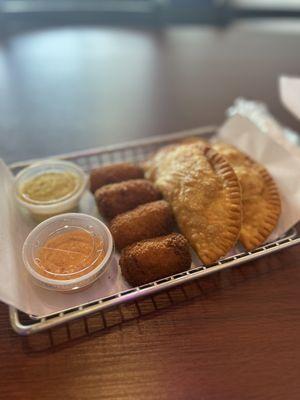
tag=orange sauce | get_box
[35,229,105,280]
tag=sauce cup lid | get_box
[22,213,114,287]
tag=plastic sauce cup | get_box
[15,160,88,222]
[22,213,114,292]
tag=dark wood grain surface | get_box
[0,20,300,400]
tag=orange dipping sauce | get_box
[35,229,105,280]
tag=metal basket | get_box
[8,126,300,335]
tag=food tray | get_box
[8,126,300,335]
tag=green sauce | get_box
[20,171,79,203]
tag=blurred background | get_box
[1,0,300,163]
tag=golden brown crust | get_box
[95,179,161,220]
[109,200,174,250]
[120,233,191,286]
[143,143,179,183]
[180,137,209,145]
[90,162,144,193]
[144,142,242,265]
[213,142,281,250]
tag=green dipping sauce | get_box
[20,171,80,204]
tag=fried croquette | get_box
[95,179,161,220]
[110,200,174,250]
[119,233,191,286]
[90,162,144,193]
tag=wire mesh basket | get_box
[8,126,300,336]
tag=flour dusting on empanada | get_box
[145,142,242,264]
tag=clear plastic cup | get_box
[15,160,88,222]
[22,213,114,292]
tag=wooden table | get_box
[0,20,300,400]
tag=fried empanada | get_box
[212,142,281,250]
[144,142,242,264]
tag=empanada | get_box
[144,142,242,264]
[212,142,281,250]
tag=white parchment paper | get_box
[280,76,300,121]
[1,109,300,316]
